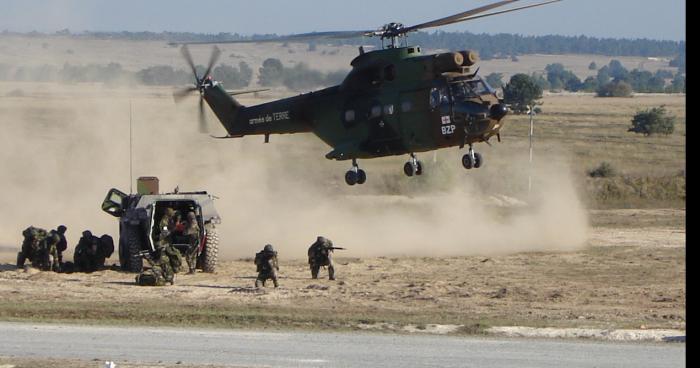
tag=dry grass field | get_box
[0,35,685,336]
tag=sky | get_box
[0,0,686,41]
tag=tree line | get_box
[0,58,347,91]
[4,29,684,59]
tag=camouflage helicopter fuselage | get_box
[203,46,507,162]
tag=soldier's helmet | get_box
[263,244,274,252]
[164,208,176,216]
[57,225,67,233]
[82,230,93,238]
[317,236,327,244]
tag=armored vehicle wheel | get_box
[462,154,473,169]
[125,227,144,272]
[201,225,219,273]
[474,152,483,168]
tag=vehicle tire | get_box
[201,225,219,273]
[345,170,358,185]
[357,169,367,184]
[403,162,414,177]
[125,226,143,273]
[474,152,483,168]
[415,161,423,175]
[462,154,473,169]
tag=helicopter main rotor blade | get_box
[180,45,199,81]
[448,0,562,25]
[198,96,208,133]
[202,47,221,79]
[169,30,373,46]
[173,86,198,103]
[403,0,520,32]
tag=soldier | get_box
[135,248,173,286]
[156,207,183,274]
[254,244,279,288]
[73,230,106,272]
[17,226,45,269]
[50,225,68,265]
[41,230,61,272]
[307,236,343,280]
[183,211,200,274]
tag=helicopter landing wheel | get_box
[356,169,367,184]
[404,162,414,177]
[462,154,473,169]
[346,159,366,186]
[404,153,422,177]
[474,152,483,168]
[345,170,358,185]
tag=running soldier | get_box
[254,244,279,288]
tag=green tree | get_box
[628,106,675,136]
[596,80,632,97]
[258,58,284,86]
[503,73,543,113]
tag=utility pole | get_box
[129,99,133,194]
[528,105,535,194]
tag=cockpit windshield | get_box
[449,77,495,101]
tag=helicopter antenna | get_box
[129,99,133,194]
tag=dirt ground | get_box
[0,208,685,334]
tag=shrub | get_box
[629,106,675,136]
[588,162,616,178]
[596,80,632,97]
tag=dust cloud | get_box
[0,83,588,262]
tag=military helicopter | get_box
[172,0,561,185]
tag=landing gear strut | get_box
[461,145,483,170]
[345,159,367,186]
[404,153,423,177]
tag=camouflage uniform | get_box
[42,231,61,272]
[156,208,183,274]
[254,244,279,288]
[136,249,171,286]
[53,225,68,265]
[183,212,200,274]
[73,231,107,272]
[17,226,58,271]
[308,236,336,280]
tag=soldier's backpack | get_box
[254,251,264,272]
[136,269,166,286]
[100,234,115,258]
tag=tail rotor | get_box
[173,45,221,133]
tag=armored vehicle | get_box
[101,177,221,272]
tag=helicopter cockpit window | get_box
[370,105,382,118]
[344,110,355,122]
[429,87,449,109]
[383,104,394,115]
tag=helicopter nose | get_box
[489,103,508,120]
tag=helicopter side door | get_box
[427,84,459,149]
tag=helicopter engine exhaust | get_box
[459,50,479,66]
[433,52,464,73]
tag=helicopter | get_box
[172,0,562,185]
